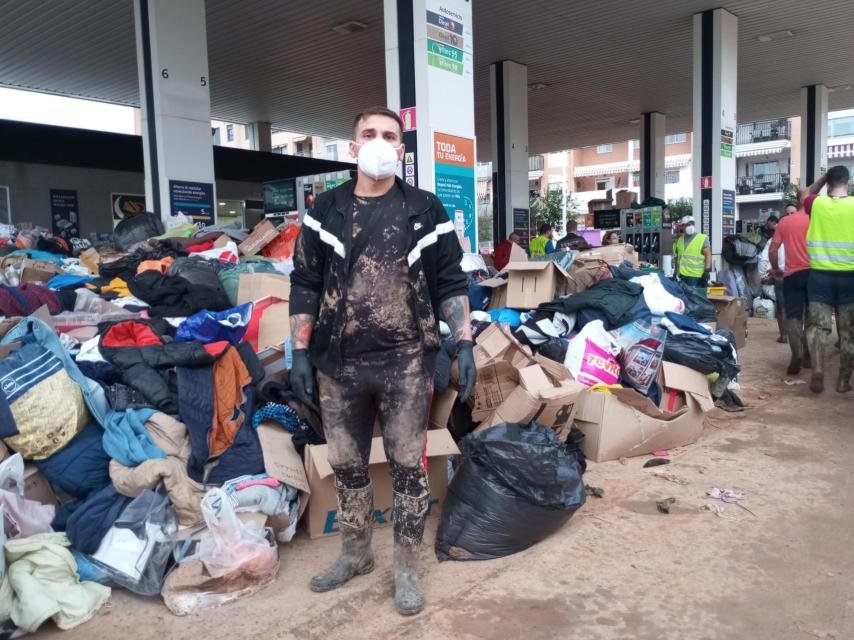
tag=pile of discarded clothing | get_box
[0,216,316,631]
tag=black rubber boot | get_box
[392,490,429,616]
[785,318,805,375]
[310,483,374,592]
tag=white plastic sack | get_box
[564,320,621,387]
[195,241,240,264]
[630,274,686,315]
[165,212,192,230]
[460,253,487,273]
[753,297,775,319]
[0,454,55,539]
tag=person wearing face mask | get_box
[673,215,712,287]
[289,106,476,616]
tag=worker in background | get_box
[803,166,854,394]
[770,191,811,373]
[673,215,712,287]
[760,215,779,242]
[602,230,621,246]
[289,106,476,615]
[529,223,554,257]
[555,219,591,251]
[492,232,520,271]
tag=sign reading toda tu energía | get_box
[169,180,214,227]
[434,132,476,252]
[426,6,465,75]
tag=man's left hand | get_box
[456,340,477,403]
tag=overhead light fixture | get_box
[628,118,640,125]
[527,82,549,91]
[757,30,794,43]
[218,202,226,206]
[332,20,368,35]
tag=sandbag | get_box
[436,422,586,561]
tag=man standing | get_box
[673,215,712,286]
[492,232,520,271]
[529,223,555,257]
[555,220,592,251]
[289,106,477,614]
[760,215,779,242]
[770,193,811,374]
[804,166,854,393]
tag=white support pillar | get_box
[134,0,216,226]
[384,0,477,251]
[247,121,273,153]
[692,8,738,258]
[639,112,665,202]
[490,60,529,248]
[800,84,829,187]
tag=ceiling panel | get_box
[0,0,852,159]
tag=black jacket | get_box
[290,177,468,377]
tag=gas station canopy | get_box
[1,0,854,158]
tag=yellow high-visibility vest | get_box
[674,233,707,277]
[807,195,854,271]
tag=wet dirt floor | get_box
[40,318,854,640]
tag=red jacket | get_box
[493,240,515,271]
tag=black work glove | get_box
[290,349,316,404]
[701,269,711,286]
[456,340,476,403]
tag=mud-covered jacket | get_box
[290,177,468,377]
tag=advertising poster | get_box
[49,189,80,240]
[302,182,315,210]
[111,193,146,229]
[722,189,736,236]
[434,132,476,252]
[512,208,530,249]
[263,179,297,215]
[169,180,214,226]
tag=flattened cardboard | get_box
[238,219,278,256]
[534,353,573,383]
[20,259,60,284]
[469,361,519,421]
[256,422,310,493]
[509,242,528,263]
[237,273,291,305]
[258,301,290,351]
[576,243,639,267]
[429,388,458,430]
[574,362,712,462]
[304,428,459,538]
[504,261,571,309]
[472,323,534,370]
[708,295,747,349]
[79,247,100,275]
[479,277,508,310]
[213,233,231,249]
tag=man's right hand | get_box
[290,349,315,404]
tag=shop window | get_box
[226,124,234,142]
[596,144,613,154]
[273,144,288,155]
[325,143,338,161]
[665,133,687,144]
[665,170,680,184]
[630,172,639,187]
[212,127,221,145]
[829,115,854,138]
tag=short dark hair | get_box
[509,232,520,240]
[352,106,403,136]
[766,215,779,224]
[827,165,850,188]
[539,223,553,235]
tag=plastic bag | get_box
[564,320,621,387]
[753,297,775,318]
[679,281,717,323]
[261,225,299,260]
[175,303,253,345]
[195,241,240,264]
[630,274,686,315]
[663,333,740,380]
[89,486,177,596]
[0,454,55,539]
[435,422,586,561]
[611,320,667,395]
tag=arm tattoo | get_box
[290,313,315,350]
[440,295,472,343]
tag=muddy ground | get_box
[41,318,854,640]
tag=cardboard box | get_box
[238,219,279,256]
[472,323,535,370]
[237,273,291,305]
[20,259,60,284]
[477,364,586,439]
[78,247,100,275]
[574,362,714,462]
[708,295,747,349]
[615,190,636,209]
[429,388,458,431]
[303,428,459,538]
[576,243,639,267]
[257,300,290,351]
[24,464,59,507]
[469,360,519,421]
[504,261,570,309]
[479,277,508,310]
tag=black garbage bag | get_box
[113,211,164,251]
[722,234,763,266]
[679,281,717,323]
[435,422,586,561]
[662,333,740,380]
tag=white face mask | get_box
[685,225,696,235]
[354,138,402,180]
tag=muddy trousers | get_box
[806,303,854,392]
[317,349,433,545]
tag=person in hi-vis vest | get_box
[673,215,712,287]
[803,165,854,394]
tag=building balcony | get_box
[736,118,791,145]
[735,172,788,202]
[528,155,544,172]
